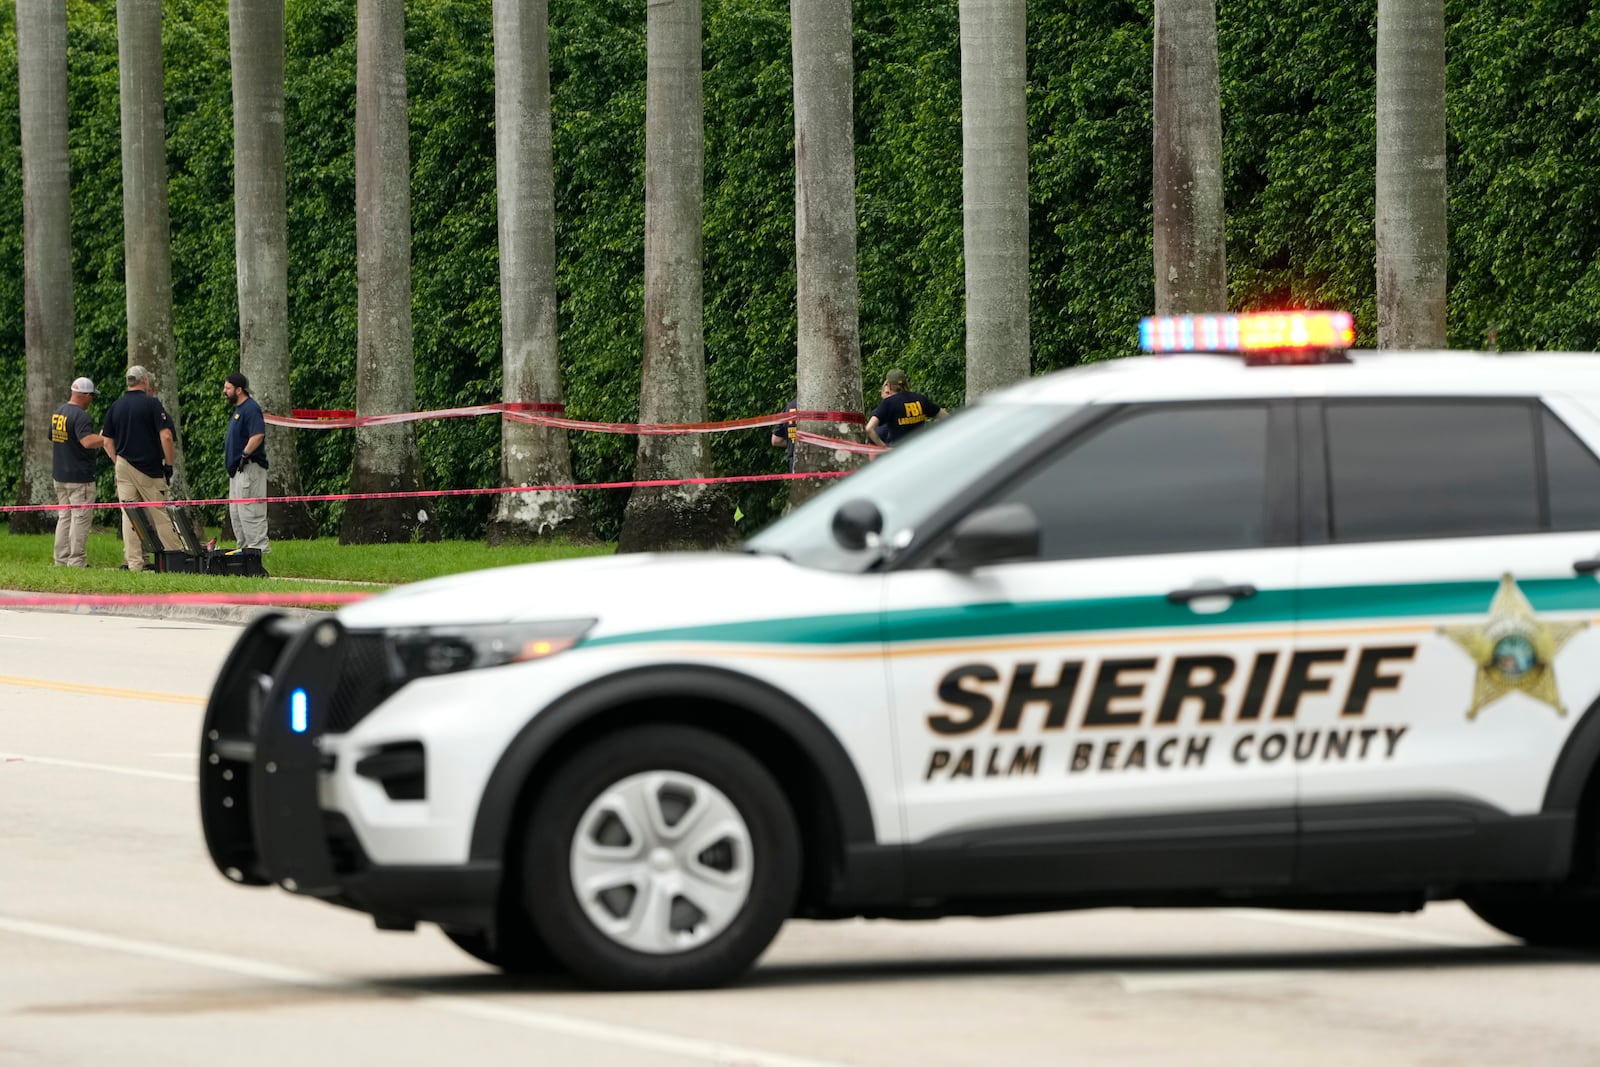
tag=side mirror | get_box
[831,499,884,551]
[939,503,1040,571]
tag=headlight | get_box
[386,619,595,682]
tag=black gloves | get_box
[162,464,174,484]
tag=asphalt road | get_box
[5,607,1600,1066]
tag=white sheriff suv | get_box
[201,311,1600,989]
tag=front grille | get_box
[326,632,396,733]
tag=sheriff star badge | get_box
[1438,574,1587,719]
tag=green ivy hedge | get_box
[1,0,1597,539]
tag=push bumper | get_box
[198,612,501,931]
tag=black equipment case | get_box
[123,502,268,577]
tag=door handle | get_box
[1167,582,1258,605]
[1575,557,1600,575]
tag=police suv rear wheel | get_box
[521,724,800,989]
[1466,889,1600,949]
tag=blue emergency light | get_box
[290,688,309,734]
[1139,310,1354,363]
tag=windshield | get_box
[746,401,1075,571]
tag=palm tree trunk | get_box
[342,0,429,544]
[117,0,185,489]
[1376,0,1447,349]
[618,0,732,552]
[230,0,316,538]
[961,0,1029,399]
[789,0,866,507]
[487,0,593,545]
[11,0,73,534]
[1152,0,1227,315]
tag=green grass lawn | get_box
[0,527,615,595]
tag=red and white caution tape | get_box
[793,429,888,456]
[5,401,878,515]
[266,401,567,429]
[0,470,853,515]
[266,404,865,434]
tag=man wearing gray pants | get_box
[223,371,270,553]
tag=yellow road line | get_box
[0,674,205,707]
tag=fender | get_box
[1543,690,1600,812]
[468,664,882,865]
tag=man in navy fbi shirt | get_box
[50,376,104,566]
[223,371,270,553]
[865,369,944,448]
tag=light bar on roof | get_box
[1139,311,1355,355]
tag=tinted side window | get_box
[993,404,1270,560]
[1325,401,1539,542]
[1544,409,1600,531]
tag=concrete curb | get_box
[0,592,334,626]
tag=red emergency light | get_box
[1139,311,1355,364]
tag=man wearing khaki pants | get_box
[50,376,104,566]
[100,365,182,570]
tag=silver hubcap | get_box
[570,771,754,955]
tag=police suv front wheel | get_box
[443,908,560,975]
[520,724,801,989]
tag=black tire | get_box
[1466,889,1600,949]
[520,724,801,990]
[443,910,561,975]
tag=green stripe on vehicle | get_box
[583,575,1600,649]
[1298,576,1600,622]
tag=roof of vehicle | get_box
[994,350,1600,407]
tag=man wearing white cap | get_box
[50,377,104,566]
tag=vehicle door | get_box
[883,400,1303,897]
[1291,396,1600,886]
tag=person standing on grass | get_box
[50,377,104,567]
[223,372,270,554]
[770,397,798,473]
[100,365,182,571]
